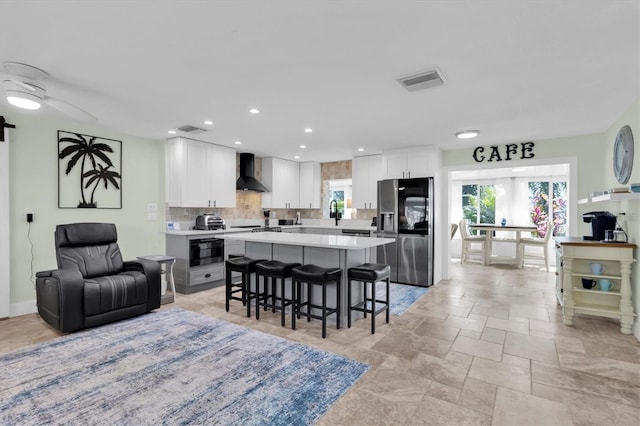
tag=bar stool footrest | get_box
[297,301,338,320]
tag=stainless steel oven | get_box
[189,238,224,266]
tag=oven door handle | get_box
[194,238,223,244]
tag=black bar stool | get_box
[347,263,390,334]
[225,256,266,317]
[255,260,301,325]
[291,264,342,338]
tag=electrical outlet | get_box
[147,203,157,212]
[23,207,33,215]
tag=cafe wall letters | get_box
[472,141,535,163]
[58,130,122,209]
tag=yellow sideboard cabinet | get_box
[554,237,637,334]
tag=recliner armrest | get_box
[36,268,85,332]
[123,259,162,310]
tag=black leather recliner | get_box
[35,222,162,332]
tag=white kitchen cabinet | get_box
[556,237,636,334]
[299,161,321,209]
[166,138,236,208]
[261,157,300,209]
[382,146,440,179]
[352,154,382,209]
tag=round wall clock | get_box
[613,125,634,184]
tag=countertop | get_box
[554,236,637,248]
[164,224,377,237]
[219,231,394,250]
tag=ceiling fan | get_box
[2,61,97,122]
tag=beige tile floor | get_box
[2,261,639,425]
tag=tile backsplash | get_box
[166,157,376,229]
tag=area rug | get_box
[0,308,369,426]
[376,282,430,316]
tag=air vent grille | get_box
[397,68,446,92]
[177,124,207,134]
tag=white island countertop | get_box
[219,231,394,250]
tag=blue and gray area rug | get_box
[377,282,430,316]
[0,308,369,426]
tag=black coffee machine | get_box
[582,211,616,241]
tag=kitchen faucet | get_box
[329,199,342,226]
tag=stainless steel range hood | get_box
[236,153,269,192]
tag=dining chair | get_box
[518,219,553,271]
[459,219,485,263]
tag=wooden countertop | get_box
[554,237,637,248]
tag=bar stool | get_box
[255,260,301,325]
[347,263,390,334]
[291,264,342,338]
[225,256,266,317]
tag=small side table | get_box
[137,255,176,305]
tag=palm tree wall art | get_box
[58,131,122,208]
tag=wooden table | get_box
[469,224,538,266]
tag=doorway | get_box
[446,161,576,273]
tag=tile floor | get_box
[1,261,639,425]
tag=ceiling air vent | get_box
[177,124,207,134]
[397,67,446,92]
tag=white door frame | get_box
[0,128,10,318]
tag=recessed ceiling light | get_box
[168,130,177,134]
[234,140,242,145]
[299,145,306,149]
[294,155,300,159]
[204,120,213,125]
[456,130,480,139]
[304,128,313,133]
[249,108,260,114]
[357,148,364,152]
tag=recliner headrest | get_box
[56,223,118,247]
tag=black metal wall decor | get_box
[0,116,16,142]
[58,130,122,208]
[472,141,535,163]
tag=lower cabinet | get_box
[167,233,228,294]
[189,264,224,287]
[556,238,636,334]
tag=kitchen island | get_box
[218,232,395,326]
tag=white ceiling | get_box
[0,1,638,163]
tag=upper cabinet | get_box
[382,146,440,179]
[166,138,236,208]
[299,161,321,209]
[352,154,382,209]
[262,157,300,209]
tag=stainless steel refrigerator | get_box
[376,178,434,286]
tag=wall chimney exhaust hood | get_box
[236,153,269,192]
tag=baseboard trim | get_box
[11,299,37,317]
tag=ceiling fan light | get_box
[7,91,41,110]
[456,130,480,139]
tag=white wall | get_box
[596,99,640,339]
[3,109,166,314]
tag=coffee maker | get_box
[582,211,616,241]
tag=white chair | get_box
[518,219,553,271]
[459,219,485,263]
